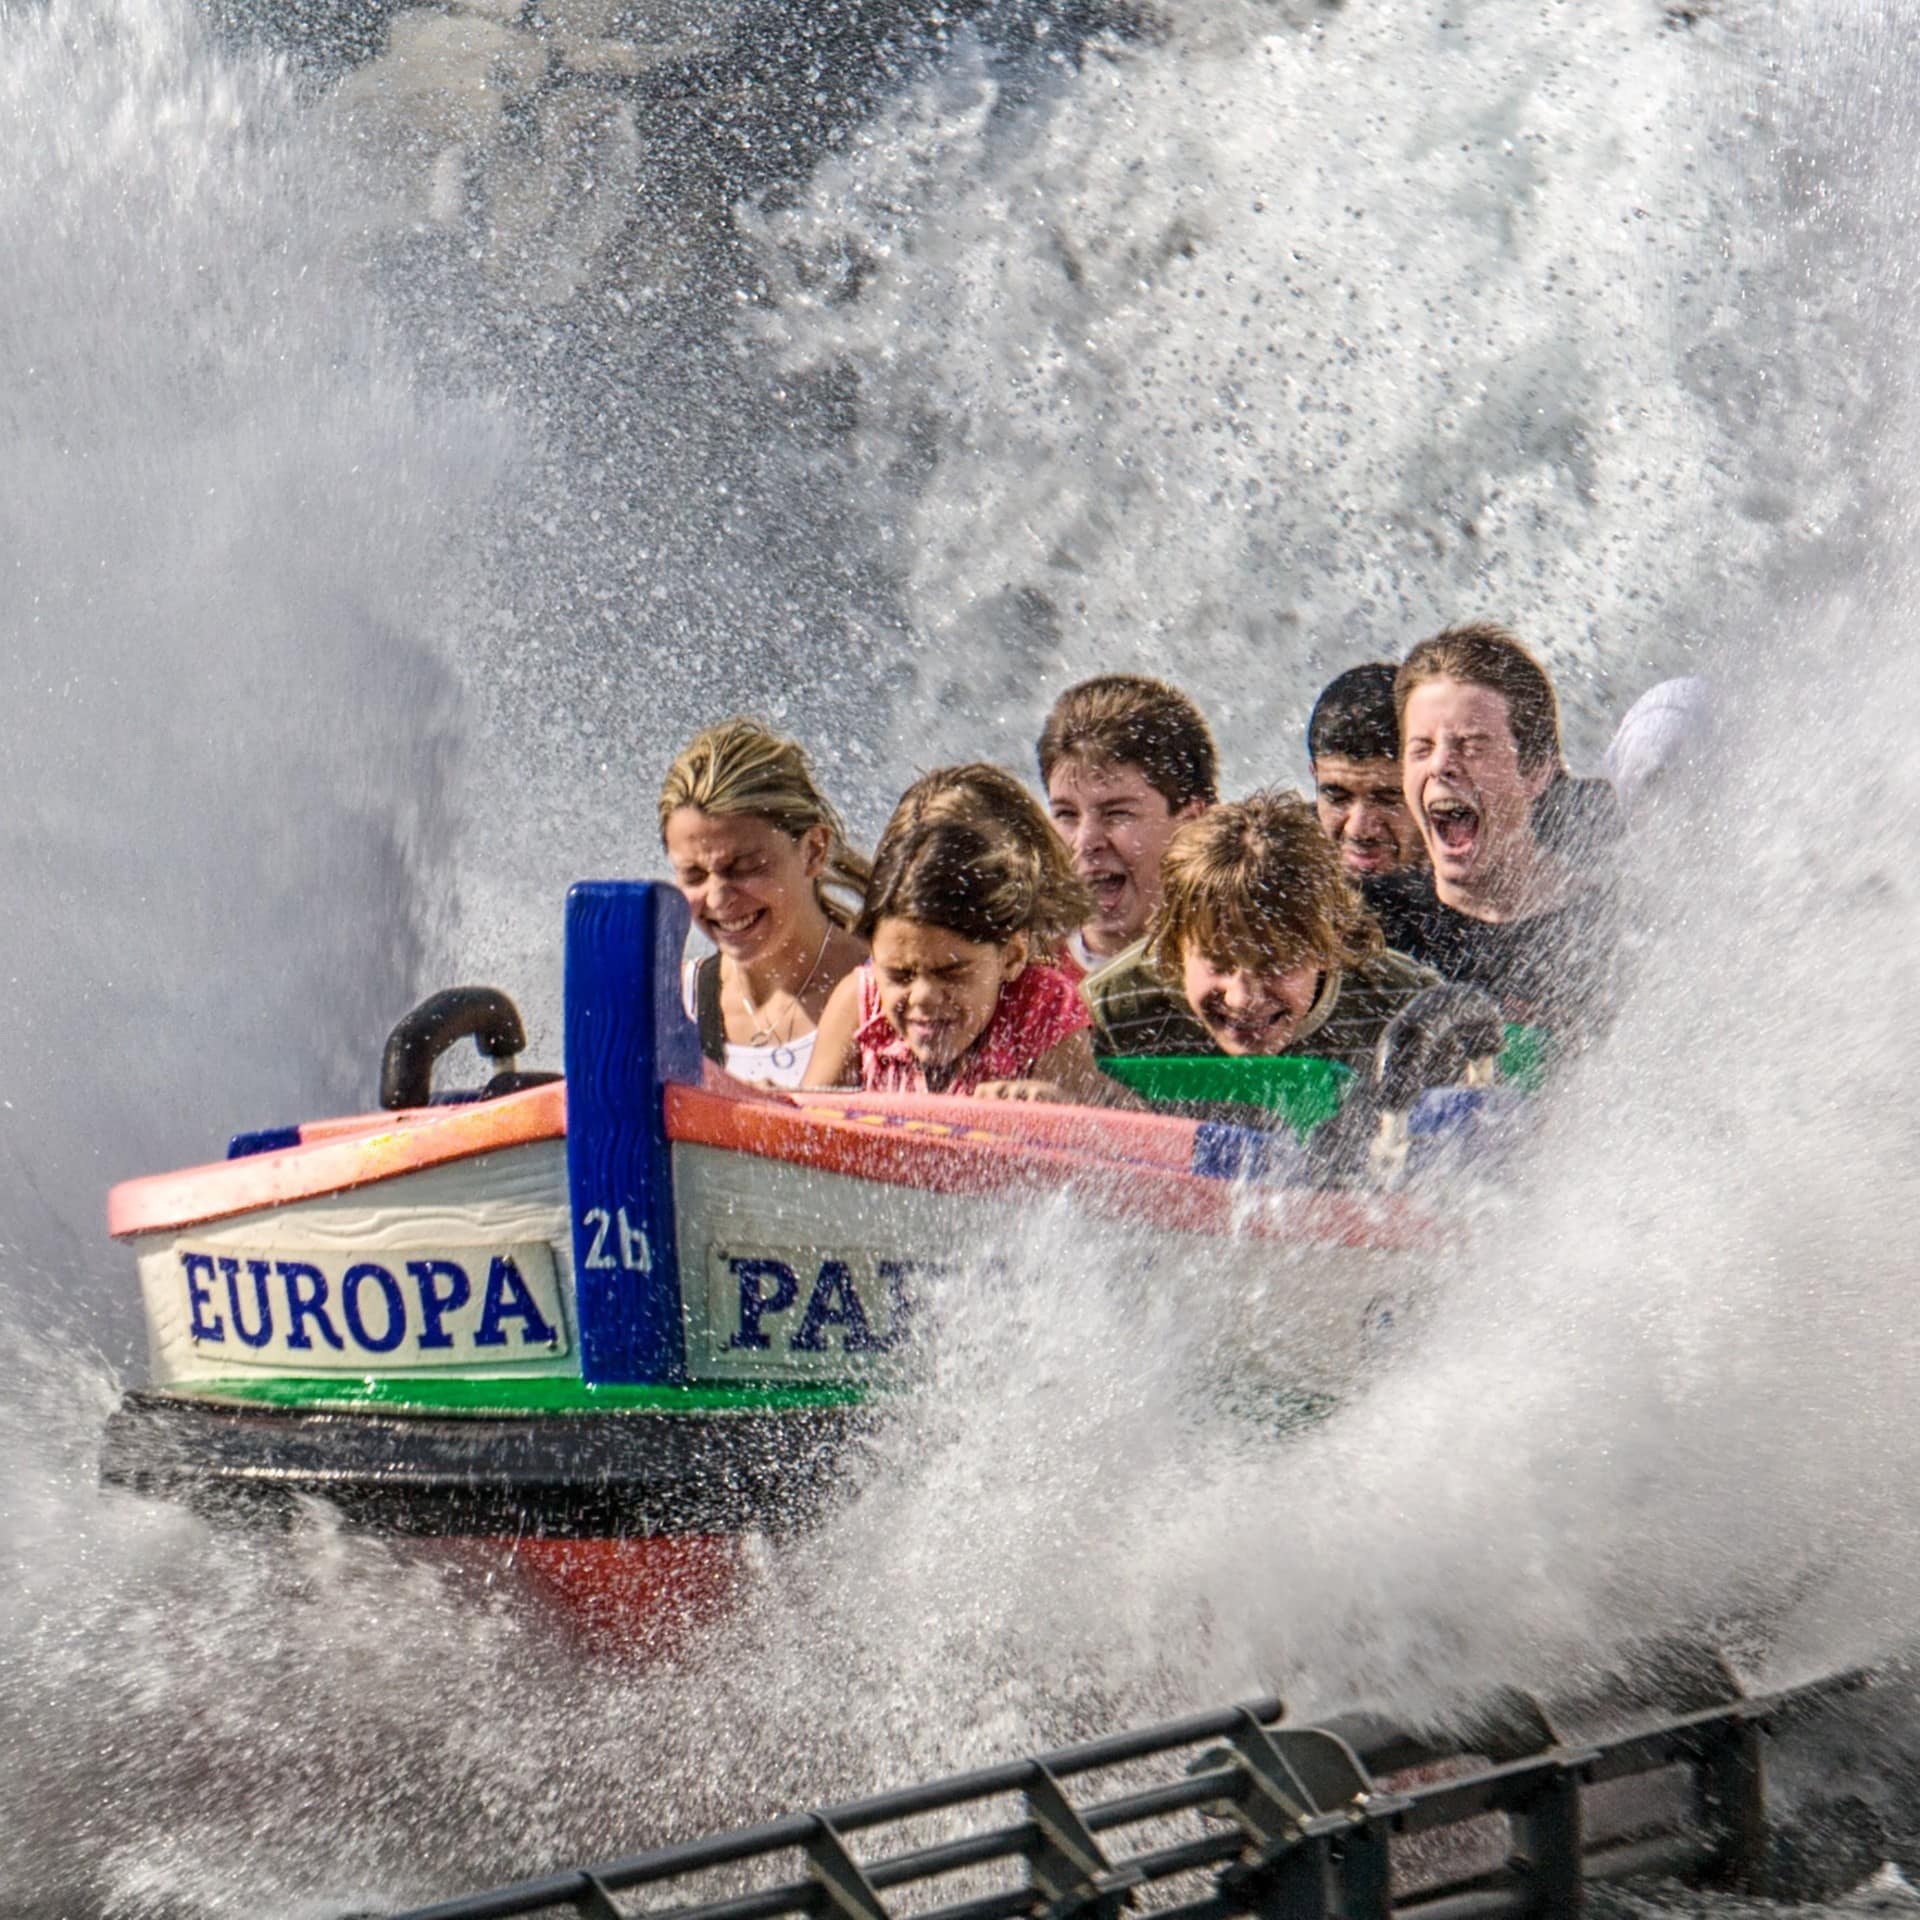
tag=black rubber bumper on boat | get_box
[99,1390,869,1538]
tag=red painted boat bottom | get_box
[470,1534,751,1658]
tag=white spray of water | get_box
[0,0,533,1904]
[0,0,511,1337]
[702,0,1920,1748]
[8,0,1920,1914]
[744,0,1854,771]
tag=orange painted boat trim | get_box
[788,1086,1203,1169]
[662,1085,1433,1252]
[109,1076,1432,1254]
[107,1081,568,1239]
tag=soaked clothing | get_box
[1532,774,1627,877]
[1363,869,1620,1032]
[853,959,1090,1095]
[680,955,816,1088]
[1080,940,1439,1070]
[1079,943,1210,1058]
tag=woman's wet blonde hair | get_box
[1146,789,1382,980]
[857,764,1091,956]
[659,718,871,929]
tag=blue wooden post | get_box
[564,881,700,1384]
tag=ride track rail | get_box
[377,1665,1867,1920]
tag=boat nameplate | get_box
[169,1241,571,1368]
[690,1244,930,1379]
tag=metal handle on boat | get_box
[1370,984,1507,1112]
[380,986,539,1110]
[1301,985,1511,1186]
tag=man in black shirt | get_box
[1366,623,1618,1034]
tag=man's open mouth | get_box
[1425,795,1480,856]
[1085,871,1128,910]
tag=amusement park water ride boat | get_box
[100,882,1499,1642]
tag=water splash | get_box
[744,0,1860,772]
[8,0,1920,1914]
[0,0,510,1341]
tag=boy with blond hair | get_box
[1086,791,1435,1066]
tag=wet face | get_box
[1401,679,1555,903]
[1046,759,1203,959]
[1179,948,1324,1057]
[664,807,824,965]
[870,918,1027,1075]
[1312,753,1424,879]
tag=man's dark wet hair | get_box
[1307,663,1401,765]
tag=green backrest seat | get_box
[1101,1054,1353,1139]
[1105,1024,1550,1137]
[1497,1023,1549,1092]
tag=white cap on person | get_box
[1604,677,1714,816]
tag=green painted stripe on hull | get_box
[187,1375,871,1415]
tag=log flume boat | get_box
[101,880,1463,1634]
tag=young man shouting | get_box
[1371,622,1618,1033]
[1038,675,1219,977]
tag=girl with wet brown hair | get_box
[805,768,1125,1104]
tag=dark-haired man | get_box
[1038,675,1219,975]
[1369,622,1618,1032]
[1308,663,1425,882]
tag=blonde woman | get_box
[660,719,870,1087]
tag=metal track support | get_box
[1025,1762,1141,1919]
[1696,1715,1768,1890]
[1508,1761,1588,1917]
[573,1873,625,1920]
[1221,1837,1335,1920]
[1266,1729,1372,1816]
[1228,1716,1317,1840]
[1333,1802,1404,1919]
[372,1668,1867,1920]
[806,1821,890,1920]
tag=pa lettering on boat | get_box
[175,1246,568,1363]
[709,1247,938,1363]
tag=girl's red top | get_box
[852,959,1089,1095]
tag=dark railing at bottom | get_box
[379,1660,1867,1920]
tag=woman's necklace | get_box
[735,924,833,1073]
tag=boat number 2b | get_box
[579,1205,651,1273]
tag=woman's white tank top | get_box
[681,957,817,1089]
